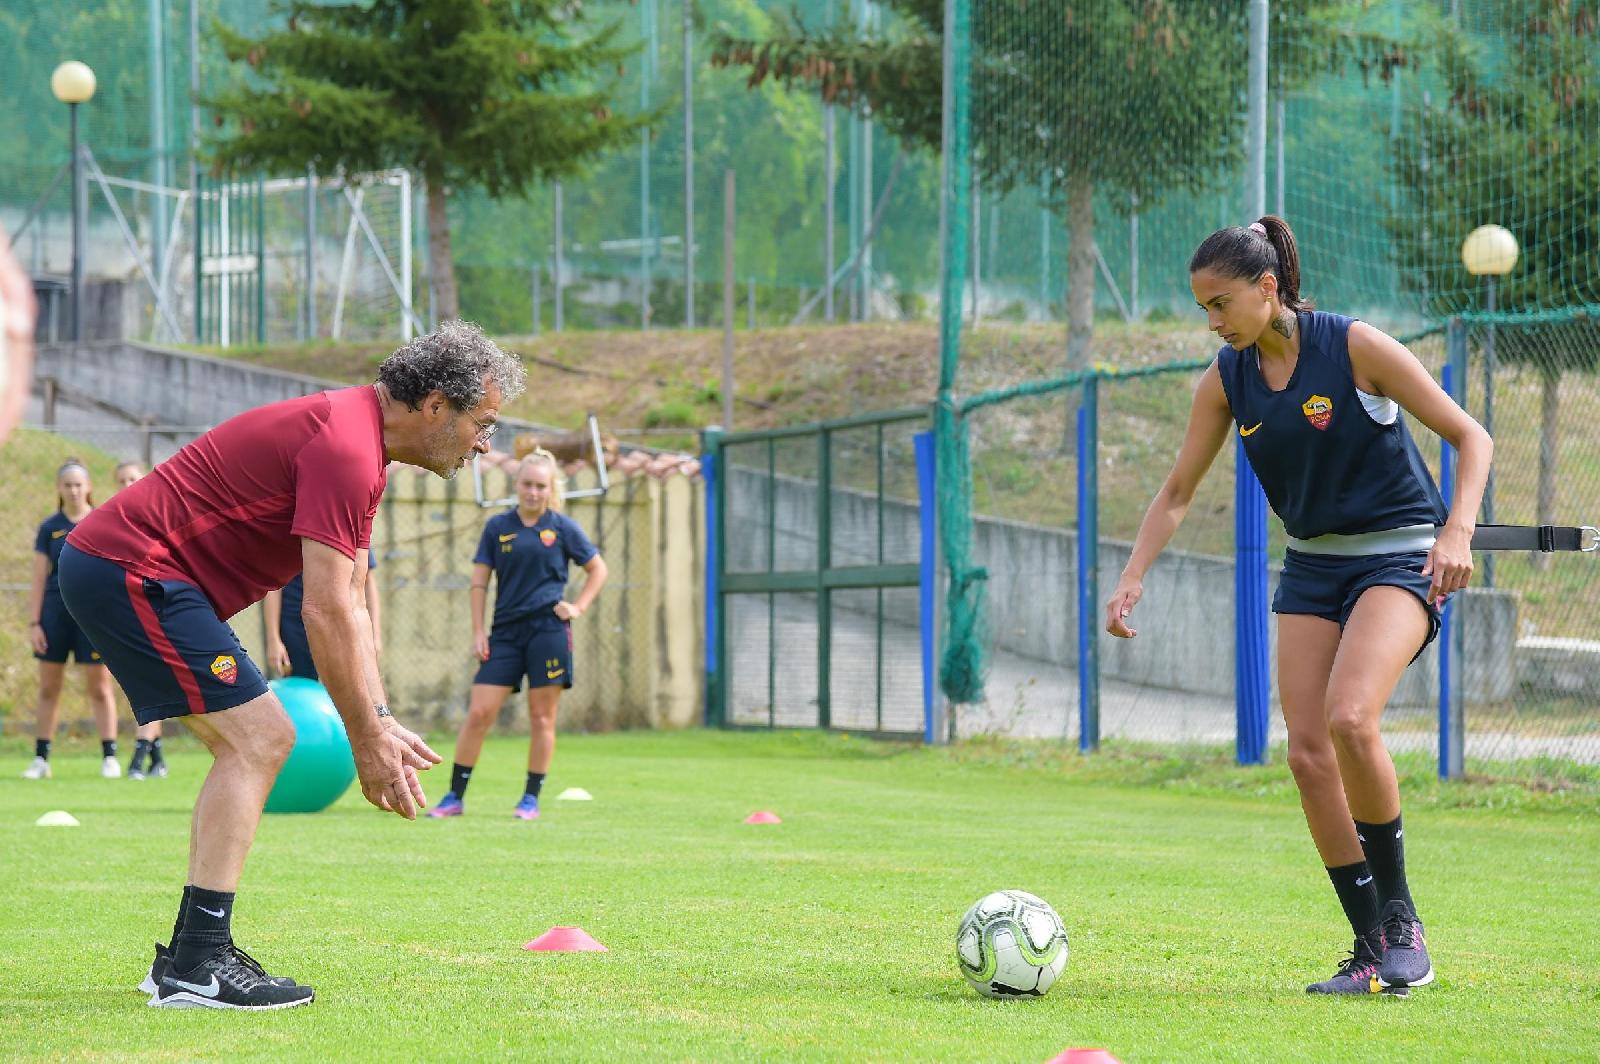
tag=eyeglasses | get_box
[465,409,499,445]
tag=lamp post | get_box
[1461,223,1519,587]
[51,60,97,343]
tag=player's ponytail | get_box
[1188,215,1313,312]
[1256,215,1310,311]
[518,447,565,512]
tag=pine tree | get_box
[207,0,651,321]
[710,1,1401,374]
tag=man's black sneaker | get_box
[149,944,313,1010]
[1306,934,1390,995]
[1377,899,1434,988]
[139,941,298,995]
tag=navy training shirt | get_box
[473,508,599,625]
[1216,310,1447,541]
[279,550,377,628]
[34,512,78,597]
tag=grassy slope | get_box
[1,730,1597,1063]
[198,322,1600,643]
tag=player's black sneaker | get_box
[1306,933,1390,995]
[1377,899,1434,988]
[139,941,298,995]
[149,943,314,1010]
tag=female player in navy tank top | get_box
[430,448,608,820]
[1107,216,1492,996]
[21,460,123,780]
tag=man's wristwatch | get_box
[375,703,393,719]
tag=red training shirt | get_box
[69,386,388,619]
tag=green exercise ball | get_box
[264,677,356,814]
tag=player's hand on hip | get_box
[1105,580,1143,639]
[381,715,442,769]
[1422,524,1474,605]
[553,601,581,621]
[29,625,48,656]
[354,732,426,819]
[473,631,490,662]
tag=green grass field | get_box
[3,732,1599,1063]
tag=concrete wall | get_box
[726,464,1518,707]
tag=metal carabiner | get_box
[1581,527,1600,553]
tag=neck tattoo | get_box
[1271,309,1296,340]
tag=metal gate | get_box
[705,407,936,738]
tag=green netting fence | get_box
[929,0,1600,784]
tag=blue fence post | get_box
[702,429,723,728]
[1076,374,1100,753]
[1438,320,1468,778]
[1235,437,1270,765]
[914,431,937,744]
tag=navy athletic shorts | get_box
[1273,548,1440,658]
[35,592,101,665]
[56,542,270,725]
[279,615,319,682]
[473,611,574,692]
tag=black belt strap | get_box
[1466,524,1599,552]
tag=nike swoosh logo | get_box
[198,906,226,918]
[498,533,518,542]
[1239,422,1263,437]
[546,669,565,679]
[167,974,221,997]
[1356,875,1373,886]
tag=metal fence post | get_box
[703,428,724,727]
[915,430,937,743]
[1439,319,1468,778]
[1076,373,1100,752]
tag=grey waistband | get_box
[1285,524,1438,557]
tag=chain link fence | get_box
[0,400,702,748]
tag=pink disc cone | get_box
[743,811,782,824]
[1045,1052,1121,1064]
[522,926,608,952]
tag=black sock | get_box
[451,762,474,798]
[131,739,152,770]
[35,738,50,760]
[525,772,545,799]
[1354,814,1415,912]
[149,738,164,766]
[170,884,191,947]
[101,739,117,759]
[1326,860,1383,939]
[173,887,235,973]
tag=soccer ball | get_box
[956,890,1069,998]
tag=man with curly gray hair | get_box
[57,320,524,1010]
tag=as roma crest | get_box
[1301,394,1333,431]
[539,528,558,547]
[210,654,239,685]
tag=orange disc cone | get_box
[1045,1052,1121,1064]
[743,811,782,824]
[523,926,608,952]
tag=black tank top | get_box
[1215,310,1447,541]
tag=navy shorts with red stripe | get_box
[56,542,270,725]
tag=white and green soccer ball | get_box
[956,890,1069,998]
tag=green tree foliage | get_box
[206,0,651,321]
[1389,0,1600,530]
[710,1,1402,372]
